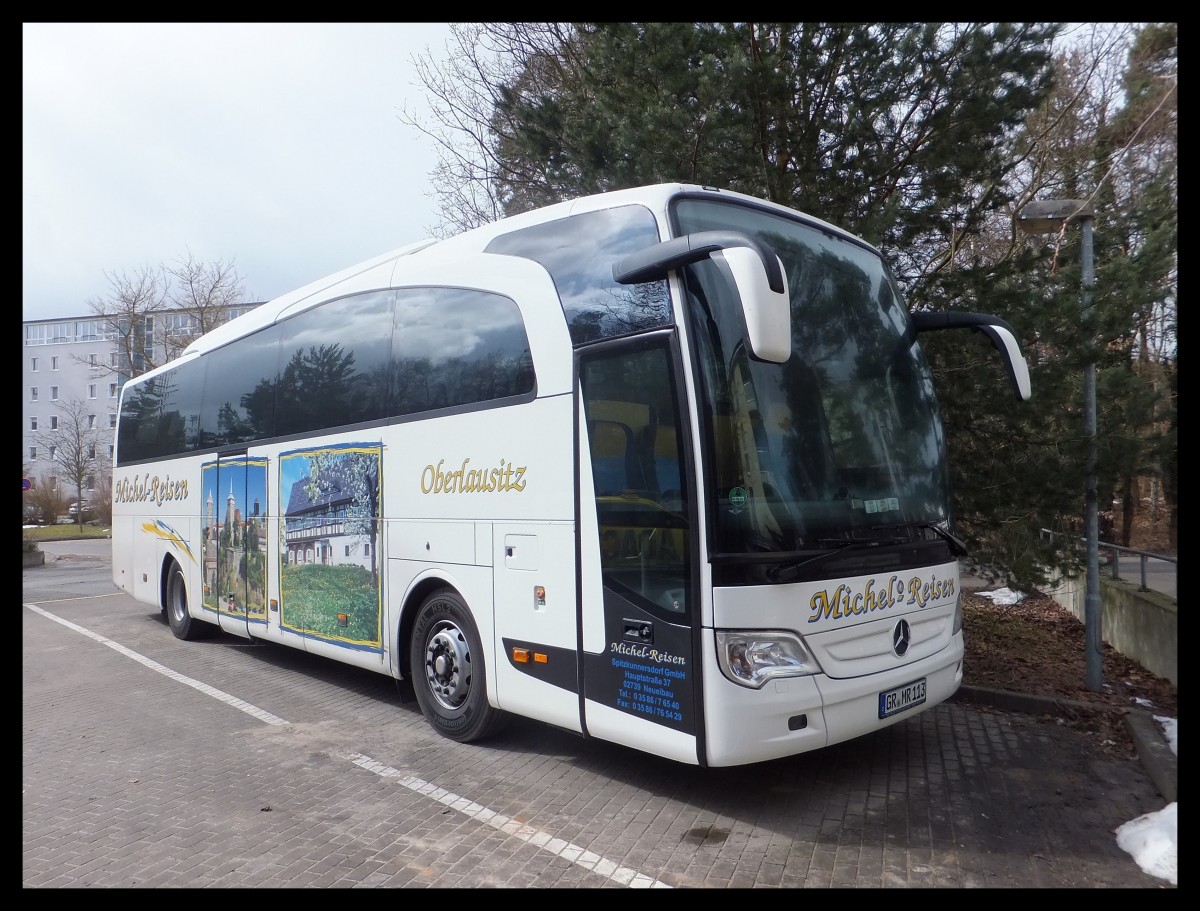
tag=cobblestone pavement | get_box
[23,554,1173,888]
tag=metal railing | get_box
[1040,527,1177,594]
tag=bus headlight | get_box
[952,591,964,636]
[715,630,820,689]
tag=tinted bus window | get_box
[390,287,534,417]
[116,373,167,463]
[275,290,395,436]
[485,205,671,345]
[117,362,205,462]
[163,362,204,454]
[199,326,281,447]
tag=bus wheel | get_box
[410,590,508,742]
[165,560,207,641]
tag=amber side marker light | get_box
[512,648,550,664]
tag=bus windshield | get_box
[673,197,950,562]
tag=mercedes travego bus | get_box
[112,183,1030,767]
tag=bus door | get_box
[207,449,269,640]
[577,336,701,764]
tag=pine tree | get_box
[408,22,1176,586]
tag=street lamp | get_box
[1016,198,1102,693]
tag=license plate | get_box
[879,677,927,719]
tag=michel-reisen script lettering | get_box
[114,473,189,507]
[808,572,956,623]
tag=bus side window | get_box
[650,425,681,503]
[589,419,639,494]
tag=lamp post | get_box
[1016,199,1101,692]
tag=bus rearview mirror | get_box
[910,311,1032,401]
[713,246,791,364]
[612,230,791,364]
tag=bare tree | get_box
[397,23,581,234]
[83,255,246,379]
[162,252,245,361]
[85,264,168,380]
[34,395,102,530]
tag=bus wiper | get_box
[899,522,969,557]
[766,524,965,583]
[767,540,889,583]
[839,521,969,558]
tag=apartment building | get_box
[23,307,261,501]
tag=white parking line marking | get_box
[25,603,672,888]
[347,753,671,888]
[25,603,290,725]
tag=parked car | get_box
[67,500,95,521]
[23,502,44,525]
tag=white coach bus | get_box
[111,183,1030,767]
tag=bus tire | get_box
[410,589,508,743]
[165,559,207,641]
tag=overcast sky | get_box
[23,22,455,322]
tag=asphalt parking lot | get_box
[23,543,1174,888]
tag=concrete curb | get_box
[1125,708,1178,803]
[954,685,1177,803]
